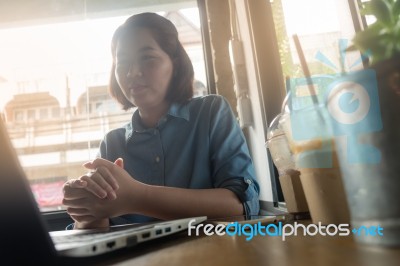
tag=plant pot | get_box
[332,55,400,246]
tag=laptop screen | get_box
[0,117,58,263]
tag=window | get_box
[204,0,364,211]
[264,0,364,206]
[271,0,363,85]
[51,107,60,118]
[14,110,24,122]
[360,0,377,26]
[0,1,207,212]
[39,108,48,119]
[27,109,36,120]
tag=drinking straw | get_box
[292,34,325,123]
[292,34,319,106]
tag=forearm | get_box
[129,184,244,220]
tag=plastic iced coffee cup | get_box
[327,69,400,246]
[281,107,350,225]
[266,113,308,214]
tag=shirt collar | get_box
[167,102,190,121]
[125,101,190,142]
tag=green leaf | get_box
[352,26,389,61]
[352,0,400,64]
[360,2,374,16]
[369,0,392,25]
[353,25,381,47]
[393,0,400,16]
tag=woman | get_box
[62,12,259,229]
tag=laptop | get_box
[0,117,206,264]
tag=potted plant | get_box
[334,0,400,247]
[349,0,400,95]
[351,0,400,65]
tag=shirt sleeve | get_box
[208,96,260,218]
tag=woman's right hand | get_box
[62,158,124,229]
[64,158,142,221]
[62,179,109,229]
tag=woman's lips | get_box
[129,85,147,94]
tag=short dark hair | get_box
[109,12,194,110]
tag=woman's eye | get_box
[141,55,155,61]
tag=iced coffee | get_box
[282,116,350,225]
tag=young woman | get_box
[62,12,260,229]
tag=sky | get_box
[282,0,340,35]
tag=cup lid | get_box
[266,113,285,141]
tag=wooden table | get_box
[94,221,400,266]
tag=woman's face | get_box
[115,28,174,110]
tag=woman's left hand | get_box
[76,158,143,217]
[78,158,123,200]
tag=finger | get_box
[96,166,119,191]
[82,160,96,170]
[89,158,122,190]
[69,179,88,188]
[63,179,87,192]
[62,197,88,208]
[80,173,112,199]
[63,186,90,200]
[114,158,124,169]
[84,158,117,172]
[67,207,90,216]
[80,174,108,199]
[84,158,125,189]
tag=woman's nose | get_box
[126,64,143,78]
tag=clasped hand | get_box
[62,158,137,225]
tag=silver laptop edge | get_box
[51,216,206,257]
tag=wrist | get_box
[73,218,109,229]
[123,179,148,215]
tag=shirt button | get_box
[245,179,252,185]
[155,156,160,163]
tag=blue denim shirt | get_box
[99,95,259,224]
